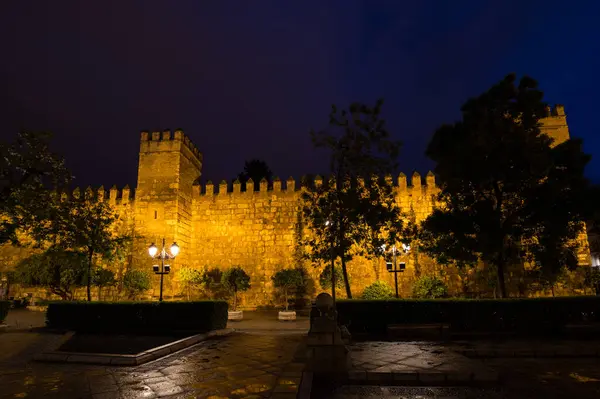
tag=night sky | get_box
[1,1,599,190]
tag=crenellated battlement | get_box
[193,171,438,196]
[140,129,203,162]
[544,104,566,118]
[57,185,135,206]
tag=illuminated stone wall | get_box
[0,105,591,304]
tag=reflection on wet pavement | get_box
[0,333,304,399]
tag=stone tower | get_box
[133,129,203,270]
[541,104,570,146]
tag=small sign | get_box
[152,265,160,273]
[164,265,171,273]
[386,262,393,271]
[399,262,406,271]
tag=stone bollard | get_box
[306,293,351,373]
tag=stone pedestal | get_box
[305,293,351,373]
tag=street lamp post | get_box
[325,220,336,306]
[148,239,180,302]
[382,243,411,298]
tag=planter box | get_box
[28,306,48,312]
[228,310,243,321]
[278,311,296,321]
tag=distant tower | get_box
[133,129,203,270]
[540,104,570,146]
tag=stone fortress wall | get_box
[0,105,589,305]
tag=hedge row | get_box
[0,301,9,323]
[46,301,229,332]
[335,297,600,336]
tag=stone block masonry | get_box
[0,106,591,305]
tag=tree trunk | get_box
[98,286,102,301]
[496,261,507,298]
[340,256,352,299]
[284,288,288,311]
[233,288,237,311]
[87,249,93,302]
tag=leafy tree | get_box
[584,267,600,295]
[0,132,70,245]
[222,266,251,311]
[302,99,403,298]
[361,281,394,300]
[14,249,87,300]
[411,276,448,299]
[177,267,203,300]
[272,268,304,311]
[92,268,116,301]
[237,159,273,191]
[420,74,591,298]
[26,190,132,301]
[318,264,345,291]
[200,268,226,299]
[123,269,151,300]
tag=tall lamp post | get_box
[382,243,411,298]
[148,239,180,302]
[325,220,336,306]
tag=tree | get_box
[420,74,591,298]
[0,132,70,245]
[26,189,132,301]
[177,267,203,300]
[92,268,117,301]
[302,99,403,298]
[221,266,251,311]
[318,264,345,291]
[123,269,151,300]
[14,249,87,300]
[272,268,304,311]
[411,276,448,299]
[237,159,273,191]
[362,281,394,300]
[200,268,226,299]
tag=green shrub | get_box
[0,301,9,323]
[336,297,600,337]
[222,266,251,311]
[46,301,228,332]
[362,281,394,300]
[412,276,448,299]
[123,270,151,299]
[272,268,304,311]
[319,264,345,290]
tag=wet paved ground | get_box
[330,386,503,398]
[0,333,305,399]
[3,310,600,398]
[3,309,46,331]
[348,342,492,374]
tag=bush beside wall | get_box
[336,297,600,336]
[0,301,9,323]
[46,301,229,332]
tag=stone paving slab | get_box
[0,332,305,399]
[330,385,504,398]
[447,340,600,359]
[346,341,500,386]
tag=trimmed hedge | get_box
[0,301,9,323]
[46,301,228,332]
[336,297,600,336]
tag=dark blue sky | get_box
[1,1,599,189]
